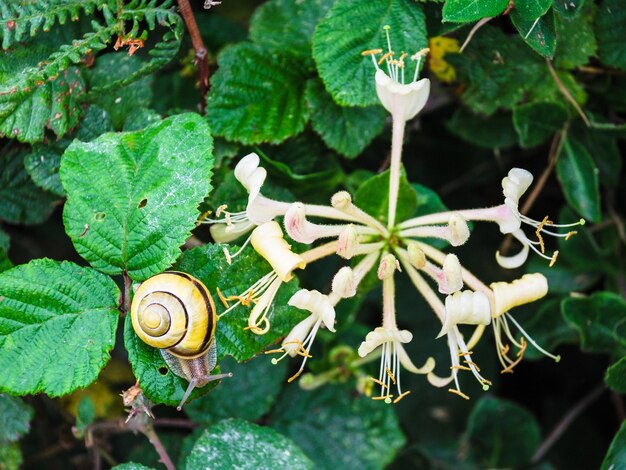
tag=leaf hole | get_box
[158,367,169,376]
[94,212,106,221]
[138,198,148,209]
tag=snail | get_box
[130,271,232,410]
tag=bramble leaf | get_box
[0,259,120,396]
[61,113,214,281]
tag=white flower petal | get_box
[375,70,430,121]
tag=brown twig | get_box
[460,17,493,53]
[531,384,606,464]
[177,0,210,114]
[143,426,176,470]
[154,418,198,429]
[499,129,565,254]
[546,59,590,127]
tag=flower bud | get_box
[406,241,426,269]
[448,214,470,246]
[332,267,356,298]
[331,191,352,210]
[440,254,463,294]
[336,225,359,259]
[284,202,316,244]
[377,253,400,280]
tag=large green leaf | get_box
[595,0,626,71]
[172,244,305,362]
[562,292,626,356]
[0,149,56,225]
[556,137,601,223]
[186,419,313,469]
[573,124,621,188]
[442,0,509,23]
[249,0,335,66]
[355,169,418,224]
[465,396,541,468]
[0,260,120,396]
[305,78,386,158]
[61,113,214,281]
[513,101,568,147]
[271,384,406,469]
[511,8,557,58]
[313,0,427,106]
[447,27,545,115]
[602,420,626,470]
[184,355,287,425]
[207,42,310,145]
[553,0,584,18]
[0,394,33,443]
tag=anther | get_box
[393,391,411,403]
[370,377,389,389]
[565,231,577,240]
[448,388,470,400]
[549,251,559,267]
[386,367,397,384]
[378,51,394,65]
[216,287,230,309]
[288,369,303,383]
[215,204,227,217]
[361,48,383,56]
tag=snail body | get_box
[131,271,231,410]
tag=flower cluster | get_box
[207,27,583,403]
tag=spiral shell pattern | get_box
[131,272,216,359]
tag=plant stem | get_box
[387,116,406,228]
[122,270,131,315]
[177,0,209,114]
[143,426,176,470]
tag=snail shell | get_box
[130,271,231,409]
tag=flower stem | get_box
[387,116,406,228]
[382,276,397,329]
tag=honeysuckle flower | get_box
[399,213,470,247]
[489,273,559,372]
[438,290,491,339]
[398,167,584,269]
[362,26,431,122]
[219,221,305,334]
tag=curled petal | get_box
[288,289,336,332]
[495,229,531,269]
[234,153,265,193]
[490,273,548,318]
[438,290,491,338]
[427,371,454,388]
[398,348,436,374]
[210,220,255,243]
[284,202,317,244]
[502,168,533,209]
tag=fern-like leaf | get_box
[0,0,103,49]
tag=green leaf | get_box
[447,26,545,115]
[513,101,568,147]
[446,108,518,149]
[207,42,310,145]
[527,68,587,106]
[601,420,626,470]
[313,0,427,106]
[562,292,626,356]
[0,442,22,470]
[0,259,120,396]
[186,419,313,469]
[61,113,214,281]
[271,384,406,469]
[85,53,153,130]
[0,229,10,274]
[527,257,601,294]
[553,0,584,18]
[572,124,621,188]
[249,0,335,66]
[305,78,386,158]
[172,244,305,362]
[513,0,552,19]
[355,169,418,224]
[595,0,626,71]
[605,356,626,393]
[555,137,601,223]
[511,8,557,58]
[122,108,161,132]
[442,0,509,23]
[75,396,95,433]
[123,315,218,408]
[0,149,56,225]
[554,1,597,69]
[466,396,541,468]
[0,394,33,443]
[74,105,114,142]
[23,144,64,197]
[0,0,100,49]
[184,355,287,425]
